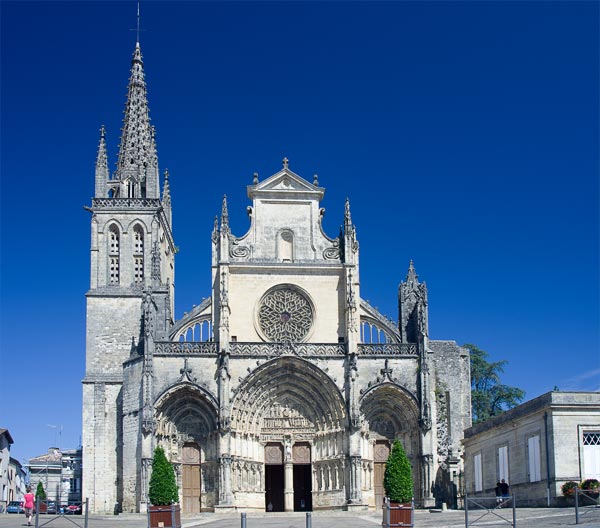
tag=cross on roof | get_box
[180,358,194,381]
[381,359,393,380]
[282,157,289,169]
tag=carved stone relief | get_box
[293,443,311,464]
[265,444,283,465]
[374,442,390,463]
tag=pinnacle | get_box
[115,42,155,196]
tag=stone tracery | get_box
[257,286,314,342]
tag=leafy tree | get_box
[35,481,46,500]
[148,446,179,506]
[384,440,413,503]
[464,343,525,423]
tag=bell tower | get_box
[82,40,175,514]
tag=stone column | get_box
[218,455,234,506]
[349,455,362,503]
[421,454,435,508]
[284,461,294,512]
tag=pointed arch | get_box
[231,356,346,436]
[154,382,219,444]
[360,383,419,443]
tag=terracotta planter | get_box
[385,502,413,527]
[148,504,181,528]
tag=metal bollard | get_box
[241,511,247,528]
[306,511,312,528]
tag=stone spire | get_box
[342,197,358,265]
[399,260,428,343]
[115,43,159,198]
[162,169,172,226]
[406,259,418,287]
[95,125,109,197]
[344,197,352,228]
[221,195,230,234]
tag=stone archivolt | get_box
[231,357,345,439]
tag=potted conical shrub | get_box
[148,446,181,528]
[35,482,48,514]
[383,440,414,527]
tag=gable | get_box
[248,168,324,201]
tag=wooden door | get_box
[182,443,201,513]
[374,441,390,510]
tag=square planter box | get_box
[383,502,414,527]
[148,504,181,528]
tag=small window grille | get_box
[133,226,144,284]
[109,257,120,283]
[584,432,600,446]
[108,225,120,284]
[134,256,144,283]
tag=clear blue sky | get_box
[1,1,598,465]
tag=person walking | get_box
[500,479,510,502]
[23,487,35,527]
[495,481,502,506]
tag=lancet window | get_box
[176,318,214,342]
[278,230,294,262]
[360,319,392,344]
[108,224,120,284]
[133,225,144,284]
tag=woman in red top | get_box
[23,487,35,527]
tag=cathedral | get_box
[82,40,471,514]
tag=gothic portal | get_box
[82,41,471,514]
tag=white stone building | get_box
[8,458,27,505]
[28,448,82,507]
[0,429,14,511]
[463,391,600,506]
[82,40,472,514]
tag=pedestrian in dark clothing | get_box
[500,479,510,498]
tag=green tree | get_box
[383,440,413,503]
[464,343,525,423]
[148,446,179,506]
[35,481,46,500]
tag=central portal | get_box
[293,464,312,511]
[264,442,313,512]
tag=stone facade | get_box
[83,41,472,514]
[463,391,600,506]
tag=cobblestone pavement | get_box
[0,508,599,528]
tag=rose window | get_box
[258,286,314,342]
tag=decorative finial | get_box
[253,172,259,185]
[136,0,141,45]
[344,197,352,224]
[221,195,229,230]
[282,157,289,169]
[406,260,418,283]
[313,173,319,186]
[100,125,105,138]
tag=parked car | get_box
[46,500,58,514]
[65,503,82,515]
[6,500,24,514]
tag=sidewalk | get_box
[0,507,598,528]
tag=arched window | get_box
[108,224,120,284]
[278,230,294,262]
[133,225,144,284]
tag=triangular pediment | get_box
[248,167,324,200]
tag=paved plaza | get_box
[1,508,599,528]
